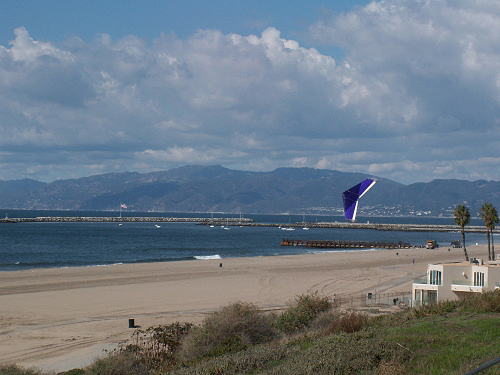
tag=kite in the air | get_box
[342,179,377,222]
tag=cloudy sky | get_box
[1,0,499,184]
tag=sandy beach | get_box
[0,244,489,372]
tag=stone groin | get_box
[0,217,494,233]
[202,221,493,233]
[0,216,254,224]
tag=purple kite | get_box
[342,179,377,222]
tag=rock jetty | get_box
[0,216,254,224]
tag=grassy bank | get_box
[3,291,500,375]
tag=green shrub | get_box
[168,330,409,375]
[0,365,47,375]
[178,301,276,362]
[84,352,149,375]
[411,299,459,318]
[274,293,331,333]
[60,370,85,375]
[409,289,500,319]
[460,289,500,313]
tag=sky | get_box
[1,0,500,184]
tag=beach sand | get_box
[0,244,488,372]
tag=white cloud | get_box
[6,27,74,63]
[2,2,500,184]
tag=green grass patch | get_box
[0,365,47,375]
[381,314,500,374]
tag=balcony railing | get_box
[451,280,487,292]
[413,277,428,284]
[452,280,488,287]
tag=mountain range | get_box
[1,165,499,217]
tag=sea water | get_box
[0,210,488,271]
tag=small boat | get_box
[118,223,123,226]
[302,215,309,230]
[155,224,161,228]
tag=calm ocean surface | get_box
[0,210,489,271]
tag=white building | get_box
[412,258,500,305]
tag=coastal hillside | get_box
[1,165,500,216]
[0,178,44,194]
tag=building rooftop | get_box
[433,259,500,267]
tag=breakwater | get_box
[0,216,254,224]
[203,221,492,233]
[0,216,494,233]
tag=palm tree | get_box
[480,203,492,260]
[480,203,498,261]
[491,205,499,260]
[454,204,470,261]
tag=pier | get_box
[281,238,414,249]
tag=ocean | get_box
[0,210,489,271]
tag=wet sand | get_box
[0,244,488,372]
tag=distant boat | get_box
[155,224,161,228]
[302,214,309,230]
[118,223,123,226]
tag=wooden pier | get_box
[281,238,414,249]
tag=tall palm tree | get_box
[480,203,499,261]
[491,205,498,261]
[480,203,492,260]
[454,204,470,261]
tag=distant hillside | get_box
[0,179,45,193]
[0,165,499,216]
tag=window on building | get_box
[473,272,485,287]
[429,270,442,285]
